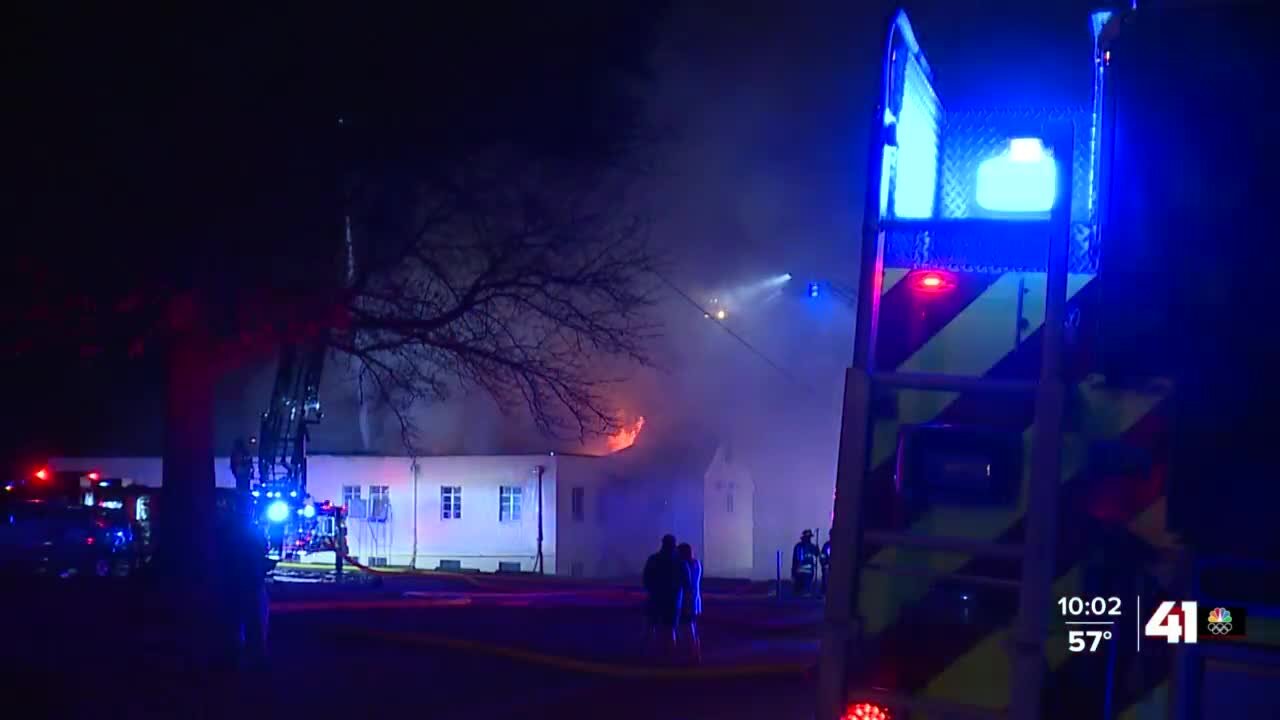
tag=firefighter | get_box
[819,530,832,596]
[791,529,819,597]
[229,437,254,491]
[216,491,273,667]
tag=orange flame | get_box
[606,416,646,453]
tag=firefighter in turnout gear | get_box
[791,529,819,596]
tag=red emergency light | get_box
[908,270,955,295]
[845,702,891,720]
[34,468,49,481]
[87,472,100,481]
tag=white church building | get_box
[51,437,754,579]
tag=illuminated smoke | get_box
[606,416,646,453]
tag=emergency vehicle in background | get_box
[2,468,149,577]
[819,4,1279,720]
[234,340,347,563]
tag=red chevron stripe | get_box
[861,280,1102,533]
[873,271,1000,372]
[854,401,1170,696]
[848,279,1179,700]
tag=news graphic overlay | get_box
[1204,605,1247,639]
[1143,601,1248,644]
[1058,596,1122,654]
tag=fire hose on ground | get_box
[297,545,771,597]
[338,628,816,680]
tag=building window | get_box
[441,486,462,520]
[499,486,523,523]
[727,492,735,513]
[571,486,585,522]
[343,485,366,519]
[368,485,390,523]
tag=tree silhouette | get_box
[7,2,670,651]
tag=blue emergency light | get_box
[808,282,820,298]
[975,138,1057,214]
[266,500,290,523]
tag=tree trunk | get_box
[155,331,221,665]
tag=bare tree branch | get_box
[331,142,665,448]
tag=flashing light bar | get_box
[845,702,891,720]
[909,270,955,294]
[976,137,1057,214]
[266,500,291,523]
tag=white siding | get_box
[49,449,750,579]
[49,453,559,573]
[702,446,755,578]
[553,455,617,578]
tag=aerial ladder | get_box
[230,218,353,562]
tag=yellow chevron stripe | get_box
[860,274,1097,633]
[872,273,1094,468]
[856,270,1176,713]
[915,567,1085,717]
[882,267,909,294]
[860,378,1166,635]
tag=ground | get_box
[3,568,826,719]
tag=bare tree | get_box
[7,3,671,659]
[334,142,664,450]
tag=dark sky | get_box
[5,0,1108,573]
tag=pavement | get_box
[3,568,827,720]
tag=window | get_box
[368,485,390,523]
[316,516,335,537]
[499,486,523,522]
[727,480,736,513]
[571,486,585,522]
[441,486,462,520]
[343,485,366,519]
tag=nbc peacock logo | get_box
[1207,607,1233,635]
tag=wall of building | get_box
[701,445,754,578]
[49,449,754,579]
[552,453,702,580]
[551,454,617,578]
[49,456,238,488]
[50,453,559,573]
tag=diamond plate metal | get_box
[941,108,1093,223]
[884,221,1096,273]
[881,107,1099,273]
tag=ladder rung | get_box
[864,531,1026,560]
[863,562,1022,591]
[873,371,1036,394]
[851,688,1007,719]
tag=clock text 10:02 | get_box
[1058,596,1122,616]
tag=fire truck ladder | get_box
[817,123,1076,720]
[257,340,326,494]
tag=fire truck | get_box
[2,469,150,577]
[233,219,360,563]
[819,4,1279,720]
[236,340,347,562]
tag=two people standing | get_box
[642,534,703,661]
